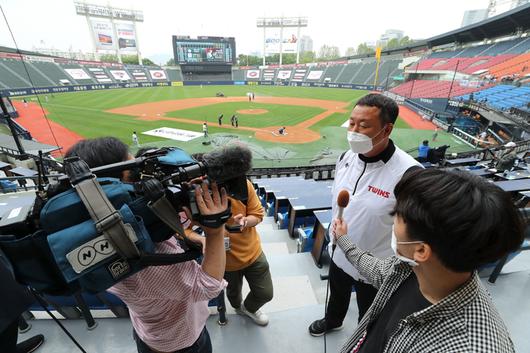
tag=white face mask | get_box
[347,127,386,154]
[391,230,424,267]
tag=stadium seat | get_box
[276,212,288,229]
[296,226,314,253]
[390,80,491,98]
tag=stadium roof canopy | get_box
[344,3,530,60]
[427,3,530,47]
[0,46,46,57]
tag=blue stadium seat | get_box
[296,226,314,253]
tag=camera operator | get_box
[65,137,228,353]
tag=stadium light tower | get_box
[74,2,144,64]
[257,17,308,66]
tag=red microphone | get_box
[333,190,350,251]
[337,189,350,220]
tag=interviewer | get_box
[332,168,522,353]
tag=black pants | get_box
[325,260,378,326]
[133,327,211,353]
[0,319,18,353]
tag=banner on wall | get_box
[91,19,115,50]
[306,70,323,80]
[277,70,292,79]
[116,23,137,52]
[246,70,260,79]
[109,70,131,80]
[64,68,91,80]
[291,69,307,81]
[262,70,275,81]
[149,70,167,80]
[265,30,298,54]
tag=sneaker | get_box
[308,318,343,337]
[17,334,44,353]
[235,304,269,326]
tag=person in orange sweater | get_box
[224,177,273,326]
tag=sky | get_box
[0,0,512,64]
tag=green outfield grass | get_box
[16,85,474,167]
[167,102,326,128]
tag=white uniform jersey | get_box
[329,141,421,281]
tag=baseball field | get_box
[13,85,472,167]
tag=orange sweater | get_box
[225,180,264,272]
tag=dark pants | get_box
[133,326,211,353]
[0,319,18,353]
[224,252,273,313]
[325,260,378,326]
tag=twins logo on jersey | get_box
[368,185,390,199]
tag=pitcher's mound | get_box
[237,109,269,115]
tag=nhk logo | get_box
[66,231,137,274]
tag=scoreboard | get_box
[172,36,236,65]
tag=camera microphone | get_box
[202,144,252,182]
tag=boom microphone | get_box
[202,144,253,182]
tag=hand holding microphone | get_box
[332,190,350,248]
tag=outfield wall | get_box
[1,81,384,97]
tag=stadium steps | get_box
[335,64,348,82]
[26,61,56,86]
[348,62,367,84]
[353,61,376,85]
[336,63,359,83]
[318,66,330,82]
[475,43,496,57]
[504,37,530,54]
[0,61,31,88]
[1,59,50,87]
[212,215,331,319]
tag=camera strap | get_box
[65,158,140,259]
[148,195,186,238]
[195,203,232,228]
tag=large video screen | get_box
[173,36,236,65]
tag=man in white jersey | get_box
[309,93,421,336]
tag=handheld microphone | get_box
[333,190,350,251]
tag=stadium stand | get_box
[165,67,184,81]
[231,67,245,81]
[408,55,517,74]
[30,61,71,85]
[319,64,343,83]
[352,60,377,84]
[390,80,491,98]
[0,58,33,88]
[429,36,530,59]
[457,85,530,111]
[487,52,530,79]
[61,63,97,84]
[0,58,62,88]
[335,63,361,83]
[304,65,326,82]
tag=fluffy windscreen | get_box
[202,144,253,182]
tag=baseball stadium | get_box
[0,1,529,353]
